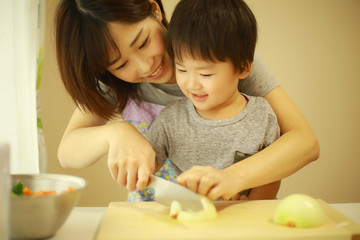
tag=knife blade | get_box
[148,175,203,212]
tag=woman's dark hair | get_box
[166,0,257,74]
[55,0,168,120]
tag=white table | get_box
[50,207,106,240]
[50,203,360,240]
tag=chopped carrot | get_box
[23,187,34,196]
[19,185,74,196]
[34,190,57,196]
[61,186,75,194]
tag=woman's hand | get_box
[58,108,156,192]
[176,166,239,200]
[106,121,156,191]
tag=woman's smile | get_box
[148,60,164,79]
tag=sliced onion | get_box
[170,195,217,221]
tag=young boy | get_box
[146,0,281,200]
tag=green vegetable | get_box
[12,181,24,196]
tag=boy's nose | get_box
[187,74,201,89]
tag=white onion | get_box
[273,194,326,228]
[170,195,217,221]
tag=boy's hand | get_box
[176,166,239,200]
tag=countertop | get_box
[50,203,360,240]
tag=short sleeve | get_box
[263,112,280,148]
[238,54,280,97]
[145,116,169,165]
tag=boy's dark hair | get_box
[166,0,257,73]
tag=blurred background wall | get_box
[40,0,360,206]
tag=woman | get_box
[55,0,319,199]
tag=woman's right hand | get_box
[58,108,156,192]
[106,120,156,191]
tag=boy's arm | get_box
[247,180,281,200]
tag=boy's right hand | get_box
[106,121,156,191]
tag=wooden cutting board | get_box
[96,200,360,240]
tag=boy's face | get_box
[175,54,249,119]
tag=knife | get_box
[148,175,203,212]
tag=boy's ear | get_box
[237,62,253,79]
[150,0,163,22]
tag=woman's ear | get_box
[149,0,163,22]
[237,62,252,79]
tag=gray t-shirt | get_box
[146,94,280,176]
[138,54,279,107]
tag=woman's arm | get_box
[231,86,320,191]
[57,107,156,191]
[57,108,109,168]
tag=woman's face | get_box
[106,16,175,84]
